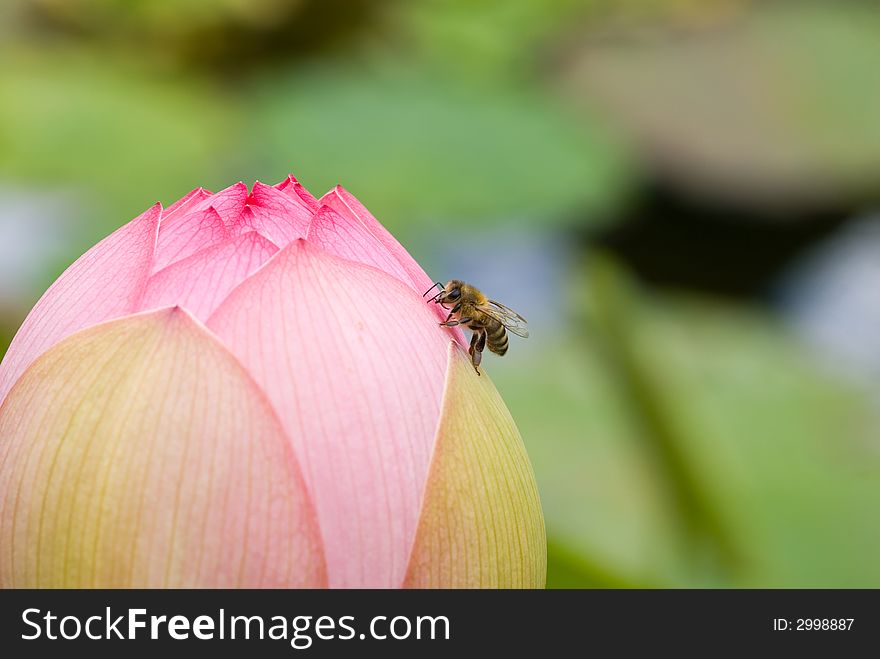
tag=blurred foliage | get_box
[28,0,301,32]
[0,46,236,250]
[17,0,378,71]
[558,1,880,211]
[249,65,630,234]
[388,0,588,78]
[493,255,880,587]
[390,0,753,79]
[587,254,740,574]
[0,46,631,251]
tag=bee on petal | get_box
[424,280,529,375]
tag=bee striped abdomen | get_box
[485,321,508,356]
[431,279,526,372]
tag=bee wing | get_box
[478,300,530,338]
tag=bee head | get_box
[436,280,464,307]
[423,279,465,306]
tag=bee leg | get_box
[440,303,462,322]
[471,331,486,375]
[423,282,445,298]
[440,316,472,328]
[475,330,486,353]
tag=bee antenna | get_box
[422,282,444,298]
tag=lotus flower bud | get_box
[0,176,545,588]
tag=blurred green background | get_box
[2,0,879,587]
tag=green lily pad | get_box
[559,2,880,211]
[492,256,880,586]
[0,47,237,247]
[249,66,632,236]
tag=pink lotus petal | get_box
[160,187,213,224]
[141,232,279,321]
[0,204,160,406]
[319,186,436,295]
[152,207,229,273]
[275,174,320,212]
[274,173,299,189]
[307,205,412,286]
[240,181,311,246]
[320,185,467,345]
[207,240,450,588]
[0,308,326,587]
[190,181,249,226]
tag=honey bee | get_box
[424,279,529,375]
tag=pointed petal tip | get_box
[135,202,163,229]
[143,232,279,322]
[282,237,318,263]
[206,233,451,587]
[320,184,349,205]
[310,203,337,223]
[153,305,197,331]
[160,188,214,225]
[273,175,294,191]
[167,304,186,318]
[272,175,319,211]
[282,236,310,253]
[179,187,212,200]
[229,180,248,195]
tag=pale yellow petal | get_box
[0,308,326,588]
[404,343,546,588]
